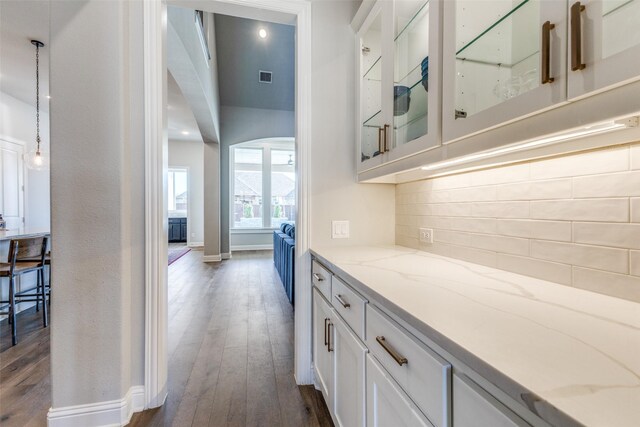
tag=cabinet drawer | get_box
[453,374,529,427]
[331,276,367,340]
[312,260,332,300]
[366,305,451,427]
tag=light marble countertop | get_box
[310,245,640,427]
[0,228,50,241]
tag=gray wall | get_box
[219,105,294,254]
[204,141,221,257]
[49,0,145,406]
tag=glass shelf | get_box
[363,110,383,128]
[603,0,635,18]
[394,79,428,132]
[455,0,538,68]
[363,55,382,81]
[395,1,429,43]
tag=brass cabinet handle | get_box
[327,322,334,352]
[324,318,329,346]
[334,294,351,309]
[383,124,390,152]
[378,127,384,154]
[571,1,586,71]
[541,21,555,84]
[376,336,408,366]
[313,273,325,282]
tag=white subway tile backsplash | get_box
[496,179,572,201]
[573,222,640,249]
[396,143,640,303]
[496,219,572,241]
[573,171,640,198]
[497,254,572,285]
[530,240,628,274]
[572,267,640,303]
[631,251,640,277]
[631,198,640,222]
[530,146,628,179]
[530,199,629,222]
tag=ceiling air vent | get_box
[259,70,273,84]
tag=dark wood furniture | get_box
[168,217,187,242]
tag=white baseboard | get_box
[203,254,222,262]
[230,244,273,251]
[188,241,204,248]
[221,252,232,260]
[47,385,145,427]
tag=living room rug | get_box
[168,247,191,265]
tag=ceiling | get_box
[0,1,50,109]
[168,72,203,142]
[215,14,295,111]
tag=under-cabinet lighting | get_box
[421,117,639,171]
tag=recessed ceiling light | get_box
[259,28,267,39]
[181,131,190,135]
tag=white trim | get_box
[143,0,168,410]
[230,244,273,251]
[188,241,204,248]
[221,252,232,260]
[47,386,145,427]
[203,254,222,262]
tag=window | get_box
[231,140,295,229]
[271,149,295,228]
[232,148,263,228]
[168,168,188,216]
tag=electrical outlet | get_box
[419,228,433,244]
[332,220,350,239]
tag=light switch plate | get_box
[332,220,350,239]
[419,228,433,244]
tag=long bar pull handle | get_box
[313,273,325,282]
[378,127,384,154]
[571,2,586,71]
[541,21,555,84]
[334,294,351,309]
[383,124,390,152]
[376,336,408,366]
[324,318,329,346]
[327,322,334,352]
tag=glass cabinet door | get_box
[567,0,640,99]
[442,0,566,143]
[359,5,388,172]
[391,0,440,159]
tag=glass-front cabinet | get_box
[357,0,441,173]
[442,0,567,143]
[567,0,640,99]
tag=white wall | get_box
[169,139,204,246]
[309,0,395,249]
[0,92,50,229]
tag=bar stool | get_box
[0,236,49,345]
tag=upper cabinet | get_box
[442,0,567,143]
[353,0,640,181]
[357,0,442,173]
[567,0,640,99]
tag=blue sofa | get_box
[273,223,295,305]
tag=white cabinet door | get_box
[567,0,640,99]
[333,313,367,427]
[0,140,25,229]
[366,354,434,427]
[313,288,334,405]
[453,374,529,427]
[442,0,567,143]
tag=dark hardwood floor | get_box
[0,250,332,427]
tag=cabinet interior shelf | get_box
[455,0,538,67]
[394,1,429,43]
[603,0,635,18]
[363,55,382,80]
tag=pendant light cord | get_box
[35,43,41,153]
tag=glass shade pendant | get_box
[25,40,49,171]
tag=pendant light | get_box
[24,40,49,171]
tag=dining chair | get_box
[0,236,49,345]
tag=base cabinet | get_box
[366,354,433,427]
[313,289,334,403]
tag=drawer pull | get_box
[541,21,555,84]
[376,336,408,366]
[313,273,325,282]
[334,294,351,309]
[570,1,586,71]
[327,322,334,352]
[324,318,329,346]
